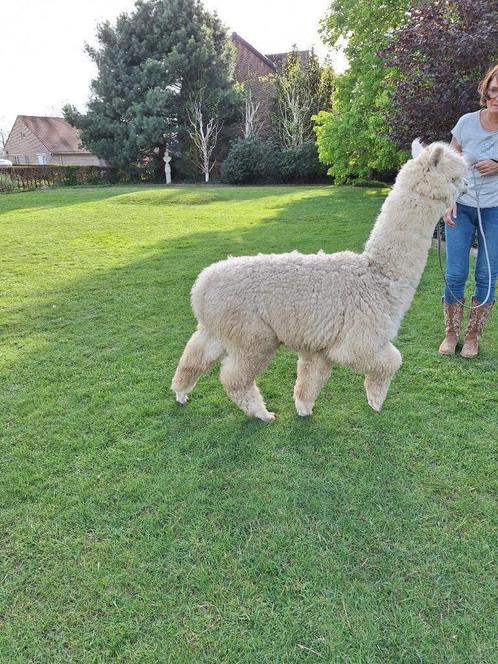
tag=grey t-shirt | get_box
[451,111,498,208]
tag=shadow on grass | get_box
[0,182,388,217]
[0,185,142,215]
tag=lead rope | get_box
[437,167,492,310]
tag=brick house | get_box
[265,50,310,74]
[4,115,105,166]
[231,33,277,137]
[231,33,309,138]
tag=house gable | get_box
[5,117,50,165]
[231,32,276,83]
[4,115,105,166]
[231,34,311,139]
[231,33,279,137]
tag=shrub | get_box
[351,178,390,188]
[85,166,105,185]
[221,138,327,185]
[0,172,18,193]
[280,141,328,184]
[2,165,122,190]
[62,166,79,186]
[221,138,269,184]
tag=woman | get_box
[439,63,498,358]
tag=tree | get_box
[315,0,410,182]
[272,49,334,148]
[64,0,239,173]
[241,87,262,139]
[381,0,498,147]
[186,91,223,182]
[275,67,312,148]
[0,127,8,155]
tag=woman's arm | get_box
[450,136,462,153]
[443,137,462,227]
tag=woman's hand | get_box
[473,160,498,176]
[443,204,457,228]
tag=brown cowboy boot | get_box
[460,297,495,358]
[439,299,464,355]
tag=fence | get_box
[0,165,120,191]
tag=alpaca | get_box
[172,142,468,420]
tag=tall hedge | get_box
[221,138,327,184]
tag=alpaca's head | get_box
[396,141,468,207]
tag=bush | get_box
[221,138,327,185]
[280,141,328,184]
[2,165,122,190]
[0,172,18,193]
[221,138,270,184]
[351,178,390,188]
[63,166,79,186]
[259,141,285,184]
[85,166,106,185]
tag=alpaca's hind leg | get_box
[294,352,332,416]
[171,329,224,404]
[220,344,278,421]
[363,343,402,412]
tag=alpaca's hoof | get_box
[364,376,388,412]
[175,392,188,405]
[366,394,383,412]
[295,399,313,416]
[257,411,275,422]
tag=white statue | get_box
[163,149,172,185]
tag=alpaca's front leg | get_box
[294,352,332,416]
[363,343,402,412]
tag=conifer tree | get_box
[64,0,238,173]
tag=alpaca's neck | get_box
[364,192,444,318]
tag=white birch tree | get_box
[276,83,312,148]
[0,126,8,156]
[186,93,223,183]
[273,49,333,149]
[243,88,262,139]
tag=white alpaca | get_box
[172,142,468,420]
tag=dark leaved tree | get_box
[381,0,498,147]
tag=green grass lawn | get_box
[1,184,497,663]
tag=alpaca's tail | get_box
[171,328,225,404]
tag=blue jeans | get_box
[444,203,498,304]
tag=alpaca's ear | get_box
[430,145,443,167]
[411,138,425,158]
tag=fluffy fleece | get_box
[172,142,468,420]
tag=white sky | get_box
[0,0,344,136]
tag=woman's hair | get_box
[478,64,498,106]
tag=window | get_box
[37,153,49,165]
